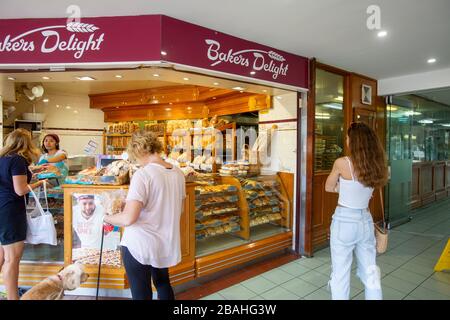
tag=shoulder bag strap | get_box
[379,187,386,229]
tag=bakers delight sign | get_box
[205,39,289,80]
[0,22,105,59]
[0,15,309,89]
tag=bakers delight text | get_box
[205,39,289,80]
[0,26,105,59]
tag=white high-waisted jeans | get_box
[329,206,382,300]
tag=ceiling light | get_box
[73,110,78,114]
[56,104,60,108]
[153,74,160,77]
[66,106,71,109]
[115,75,123,79]
[386,106,398,111]
[427,58,437,64]
[42,76,51,80]
[76,76,96,81]
[187,107,192,110]
[165,108,171,111]
[405,111,422,116]
[315,116,331,120]
[418,119,433,124]
[322,103,342,110]
[262,89,267,93]
[377,30,388,38]
[43,98,49,103]
[7,76,15,81]
[183,77,190,81]
[213,82,219,86]
[232,86,245,91]
[276,96,283,100]
[250,71,256,75]
[161,51,167,56]
[316,112,330,117]
[169,102,173,105]
[212,97,217,100]
[440,124,450,127]
[239,91,244,93]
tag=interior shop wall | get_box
[259,92,297,173]
[4,91,105,155]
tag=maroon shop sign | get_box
[0,15,309,89]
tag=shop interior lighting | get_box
[76,76,96,81]
[213,82,220,86]
[115,75,123,78]
[276,96,283,100]
[165,108,171,111]
[418,119,434,124]
[262,89,267,93]
[322,103,342,110]
[377,30,388,38]
[386,106,398,111]
[43,98,49,103]
[405,111,422,116]
[66,106,71,109]
[183,77,190,81]
[334,96,344,102]
[232,86,245,91]
[427,58,437,64]
[153,74,160,77]
[440,124,450,127]
[161,51,167,56]
[250,71,256,75]
[7,76,15,81]
[42,76,51,80]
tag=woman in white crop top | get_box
[325,122,388,300]
[104,130,186,300]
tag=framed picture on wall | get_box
[361,84,372,105]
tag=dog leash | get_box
[96,224,105,300]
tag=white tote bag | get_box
[25,182,57,246]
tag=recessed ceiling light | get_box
[42,76,51,80]
[262,89,267,93]
[427,58,437,64]
[187,107,192,110]
[183,77,190,81]
[56,104,60,108]
[66,106,71,109]
[169,102,173,105]
[213,82,219,86]
[239,91,244,93]
[276,96,283,100]
[115,75,123,79]
[377,30,388,38]
[212,97,217,99]
[161,51,167,56]
[418,119,433,124]
[441,123,450,127]
[7,76,15,81]
[43,98,49,103]
[76,76,96,81]
[165,108,171,111]
[153,74,160,77]
[405,111,422,116]
[73,110,78,114]
[250,71,256,75]
[232,86,245,91]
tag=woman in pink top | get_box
[104,130,186,300]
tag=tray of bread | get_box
[250,213,282,227]
[195,215,240,230]
[195,221,241,240]
[195,184,238,196]
[72,248,122,268]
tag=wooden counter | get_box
[412,161,449,209]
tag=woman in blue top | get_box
[0,129,46,300]
[37,133,69,182]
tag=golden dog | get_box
[21,263,89,300]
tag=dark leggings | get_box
[121,246,175,300]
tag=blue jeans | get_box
[329,206,382,300]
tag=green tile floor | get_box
[201,198,450,300]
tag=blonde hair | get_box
[0,128,40,164]
[127,130,163,160]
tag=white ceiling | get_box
[0,0,449,80]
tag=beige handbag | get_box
[374,188,388,254]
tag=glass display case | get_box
[314,68,345,172]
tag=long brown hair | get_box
[0,128,40,164]
[347,122,388,188]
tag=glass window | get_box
[314,69,345,172]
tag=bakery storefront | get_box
[0,15,309,296]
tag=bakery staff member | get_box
[72,195,107,249]
[37,133,69,178]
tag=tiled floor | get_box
[202,198,450,300]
